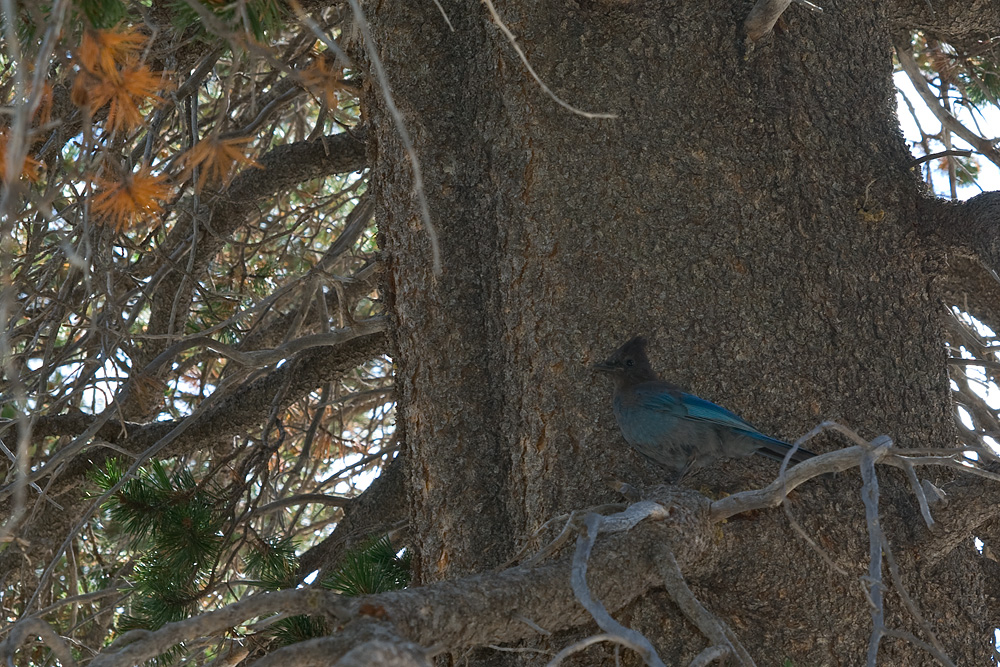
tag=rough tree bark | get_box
[365,0,999,664]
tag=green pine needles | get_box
[68,0,287,41]
[92,459,410,654]
[77,0,127,29]
[167,0,287,43]
[92,458,225,634]
[324,535,411,597]
[270,536,412,646]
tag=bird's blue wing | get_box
[627,383,812,464]
[680,393,803,456]
[629,382,685,416]
[632,384,760,429]
[678,393,762,433]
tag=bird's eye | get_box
[625,359,634,367]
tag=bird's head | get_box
[593,336,659,387]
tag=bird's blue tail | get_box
[747,432,815,464]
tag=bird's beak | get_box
[591,360,616,373]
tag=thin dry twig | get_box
[859,444,885,666]
[515,504,626,569]
[0,0,73,554]
[881,628,956,667]
[546,633,635,667]
[656,543,754,666]
[895,45,1000,167]
[346,0,442,274]
[571,512,666,667]
[481,0,617,120]
[898,456,936,530]
[744,0,793,41]
[0,617,79,667]
[782,488,849,577]
[883,539,955,666]
[431,0,455,31]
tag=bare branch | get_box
[571,512,666,667]
[0,617,79,667]
[86,589,351,667]
[710,445,870,521]
[46,490,711,666]
[898,456,937,531]
[911,149,974,166]
[883,540,955,666]
[346,0,442,274]
[656,544,754,666]
[895,44,1000,167]
[859,444,885,666]
[481,0,618,120]
[546,633,637,666]
[744,0,793,41]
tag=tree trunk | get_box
[367,0,990,663]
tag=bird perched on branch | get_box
[593,336,814,479]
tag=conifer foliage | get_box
[1,0,392,662]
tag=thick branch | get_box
[888,0,1000,53]
[936,255,1000,348]
[919,191,1000,278]
[78,489,714,667]
[134,130,368,370]
[744,0,792,41]
[0,330,389,591]
[299,451,408,578]
[895,46,1000,168]
[13,438,1000,665]
[913,471,1000,564]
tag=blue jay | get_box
[594,336,814,478]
